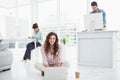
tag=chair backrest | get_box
[43,67,68,80]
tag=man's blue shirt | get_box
[90,8,106,24]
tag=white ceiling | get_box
[0,0,54,9]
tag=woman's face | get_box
[49,35,56,46]
[34,28,39,32]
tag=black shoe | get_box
[2,68,11,72]
[22,59,30,61]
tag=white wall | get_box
[5,16,29,37]
[0,5,31,38]
[60,0,87,31]
[38,0,87,32]
[38,0,57,26]
[0,8,8,36]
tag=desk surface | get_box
[77,30,118,34]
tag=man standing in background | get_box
[90,1,106,28]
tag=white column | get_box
[31,0,39,64]
[87,0,90,14]
[15,0,18,48]
[31,0,39,24]
[57,0,61,38]
[15,0,18,36]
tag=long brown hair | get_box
[44,32,59,57]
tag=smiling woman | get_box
[42,32,61,67]
[34,32,69,75]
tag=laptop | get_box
[42,67,68,80]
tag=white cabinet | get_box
[77,31,118,68]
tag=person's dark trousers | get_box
[23,42,41,60]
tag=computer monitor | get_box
[84,13,103,31]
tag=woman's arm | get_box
[40,47,49,67]
[57,46,64,67]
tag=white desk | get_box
[77,31,118,68]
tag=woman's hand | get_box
[44,64,49,67]
[56,62,62,67]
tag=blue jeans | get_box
[23,42,41,60]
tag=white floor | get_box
[0,47,120,80]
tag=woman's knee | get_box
[62,61,70,67]
[37,42,41,47]
[27,42,34,49]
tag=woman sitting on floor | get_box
[35,32,69,75]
